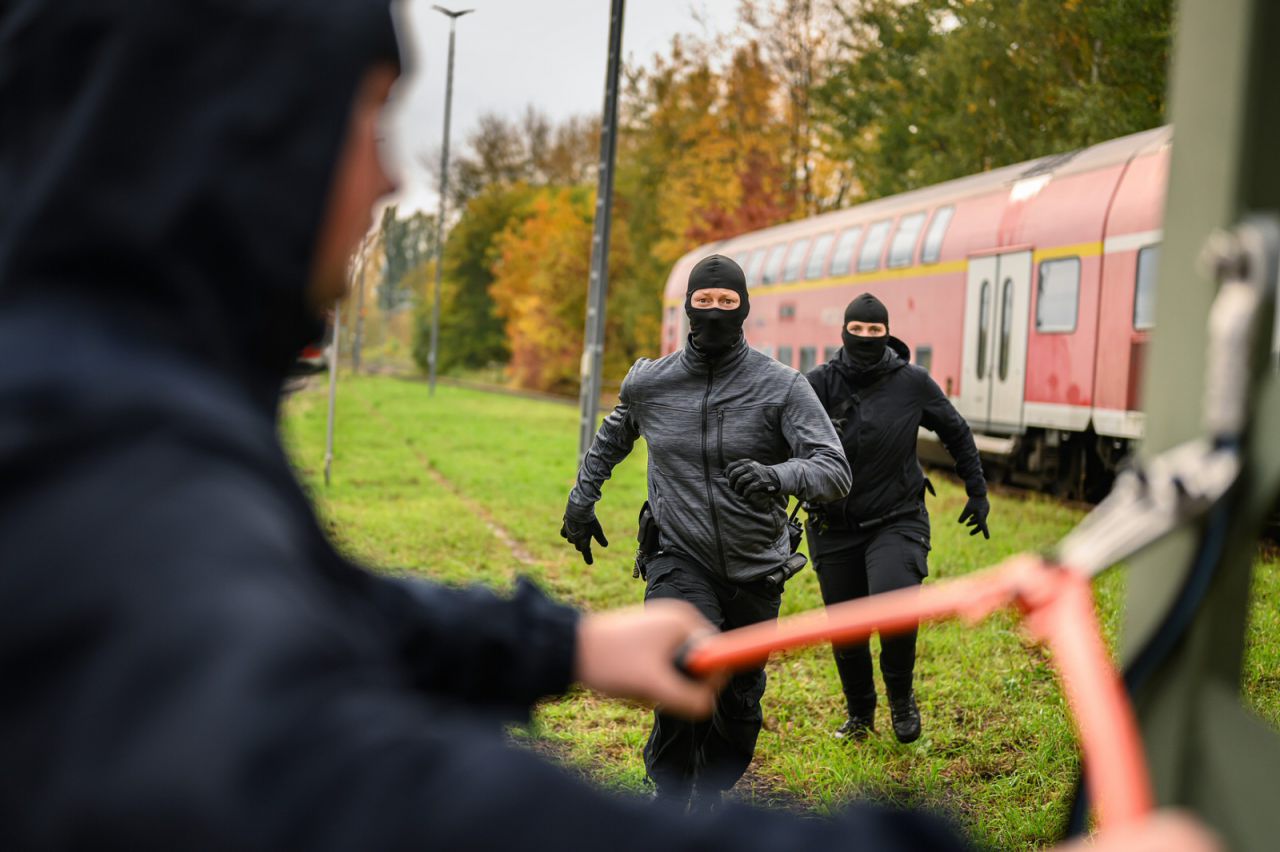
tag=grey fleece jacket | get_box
[568,337,851,583]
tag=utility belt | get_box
[633,501,808,591]
[808,500,925,534]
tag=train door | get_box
[986,250,1032,428]
[958,250,1032,431]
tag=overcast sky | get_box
[385,0,742,214]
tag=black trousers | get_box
[642,551,781,794]
[807,516,930,713]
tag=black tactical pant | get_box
[642,551,781,795]
[807,513,930,714]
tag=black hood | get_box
[0,0,400,407]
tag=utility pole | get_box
[324,300,341,487]
[352,234,369,373]
[576,0,625,462]
[428,5,473,396]
[1121,0,1280,848]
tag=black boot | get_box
[888,690,921,744]
[834,712,874,741]
[835,692,876,741]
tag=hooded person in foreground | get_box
[804,293,990,745]
[0,0,954,848]
[562,254,853,807]
[0,2,1221,851]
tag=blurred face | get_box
[308,63,400,312]
[845,320,887,337]
[689,288,742,310]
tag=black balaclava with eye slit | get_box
[685,254,750,358]
[842,293,890,371]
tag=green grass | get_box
[282,375,1280,849]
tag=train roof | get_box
[665,125,1173,296]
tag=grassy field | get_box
[282,375,1279,850]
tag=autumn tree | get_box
[488,187,635,394]
[411,182,535,375]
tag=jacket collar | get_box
[832,336,910,386]
[679,333,751,376]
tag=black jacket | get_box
[0,1,967,849]
[806,340,986,528]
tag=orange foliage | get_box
[489,188,634,394]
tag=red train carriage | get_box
[660,126,1170,499]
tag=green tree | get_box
[378,205,435,312]
[814,0,1174,201]
[412,182,536,375]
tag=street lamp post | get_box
[576,0,625,462]
[428,5,473,396]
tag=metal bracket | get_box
[1055,439,1238,576]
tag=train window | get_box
[828,226,863,276]
[888,212,927,268]
[799,346,817,373]
[732,251,750,271]
[777,345,793,367]
[779,303,796,321]
[824,345,840,363]
[998,277,1014,380]
[977,279,991,378]
[1036,257,1081,333]
[858,219,892,272]
[916,345,933,374]
[806,233,835,279]
[745,248,767,286]
[761,244,787,285]
[1134,244,1159,330]
[756,343,774,359]
[782,238,810,282]
[921,206,955,264]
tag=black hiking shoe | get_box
[834,711,875,742]
[888,690,922,743]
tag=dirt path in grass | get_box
[353,390,539,567]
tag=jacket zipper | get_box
[701,369,727,575]
[717,410,725,469]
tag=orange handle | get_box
[1020,567,1153,829]
[681,563,1023,677]
[677,555,1153,831]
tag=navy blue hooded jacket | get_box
[0,1,968,849]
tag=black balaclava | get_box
[685,254,750,358]
[842,293,890,371]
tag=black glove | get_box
[725,459,781,503]
[561,505,608,565]
[958,493,990,539]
